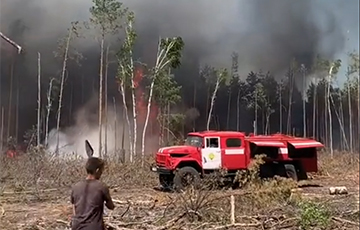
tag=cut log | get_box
[329,186,348,195]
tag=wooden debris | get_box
[329,186,348,195]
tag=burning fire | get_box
[116,66,159,138]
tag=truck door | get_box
[201,137,222,170]
[222,137,246,170]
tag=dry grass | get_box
[0,150,359,230]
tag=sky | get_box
[320,0,359,86]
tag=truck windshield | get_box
[185,135,203,147]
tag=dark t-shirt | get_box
[70,179,113,230]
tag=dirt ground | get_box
[0,152,359,230]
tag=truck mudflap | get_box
[150,164,172,175]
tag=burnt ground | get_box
[0,152,359,230]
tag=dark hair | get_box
[85,157,105,175]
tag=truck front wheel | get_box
[173,166,201,192]
[159,174,173,190]
[284,164,298,181]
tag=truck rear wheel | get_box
[284,164,298,181]
[173,166,200,192]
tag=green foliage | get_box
[299,201,331,229]
[89,0,128,34]
[53,21,83,65]
[153,71,182,108]
[215,68,229,84]
[116,11,137,87]
[168,113,186,136]
[159,37,184,69]
[201,66,229,87]
[314,55,342,75]
[348,52,359,74]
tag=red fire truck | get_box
[150,131,324,191]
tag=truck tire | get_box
[159,174,173,190]
[284,164,298,181]
[173,166,200,192]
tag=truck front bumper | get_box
[150,164,172,175]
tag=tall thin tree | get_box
[89,0,127,157]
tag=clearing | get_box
[0,151,359,230]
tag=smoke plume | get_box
[0,0,356,142]
[1,0,348,71]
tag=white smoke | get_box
[45,95,162,159]
[46,96,130,158]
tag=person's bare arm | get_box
[103,186,115,210]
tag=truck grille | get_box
[156,154,166,166]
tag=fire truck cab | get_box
[150,131,323,191]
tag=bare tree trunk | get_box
[207,79,220,130]
[121,108,126,162]
[113,97,117,154]
[226,89,232,130]
[37,52,41,146]
[104,46,109,158]
[0,107,4,151]
[286,71,293,135]
[339,93,346,150]
[205,87,210,121]
[69,82,73,122]
[324,76,328,146]
[167,102,170,143]
[330,92,349,149]
[45,79,54,146]
[15,75,19,142]
[347,72,353,152]
[302,67,306,137]
[312,80,317,138]
[119,84,133,161]
[279,82,282,133]
[56,30,72,154]
[130,69,137,160]
[327,66,334,157]
[193,81,196,130]
[236,90,240,131]
[265,112,270,135]
[142,80,155,164]
[254,88,258,135]
[357,76,360,152]
[81,74,84,104]
[98,35,104,158]
[7,57,15,140]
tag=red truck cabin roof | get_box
[187,131,246,138]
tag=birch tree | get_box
[153,70,182,145]
[53,21,82,154]
[300,64,307,137]
[202,66,229,130]
[141,37,184,162]
[316,58,341,157]
[89,0,127,157]
[116,11,137,162]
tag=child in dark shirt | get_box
[70,143,115,230]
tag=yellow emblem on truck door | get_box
[209,153,215,160]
